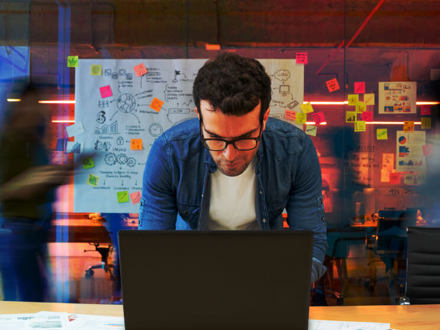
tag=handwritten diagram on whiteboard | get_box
[73,59,303,213]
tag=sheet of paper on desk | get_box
[65,313,124,329]
[309,319,391,330]
[0,312,69,330]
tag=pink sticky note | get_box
[423,144,433,157]
[390,173,401,185]
[361,111,373,122]
[421,105,432,116]
[295,52,308,64]
[312,112,325,124]
[354,82,366,94]
[100,85,112,98]
[134,63,148,77]
[326,78,340,93]
[130,191,141,204]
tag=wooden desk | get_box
[0,301,439,329]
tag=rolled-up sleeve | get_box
[139,135,177,230]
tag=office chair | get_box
[405,226,440,304]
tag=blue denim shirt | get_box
[139,117,327,279]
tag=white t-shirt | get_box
[207,161,259,230]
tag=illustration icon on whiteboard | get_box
[117,93,136,113]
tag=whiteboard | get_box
[73,59,304,213]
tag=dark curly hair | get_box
[193,53,271,122]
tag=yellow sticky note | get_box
[150,97,164,112]
[87,174,99,187]
[421,117,431,129]
[347,94,359,106]
[354,121,366,132]
[295,112,307,124]
[82,157,95,169]
[346,111,357,123]
[403,121,415,132]
[300,102,314,113]
[90,64,102,76]
[356,102,366,112]
[376,128,388,140]
[305,125,317,136]
[364,93,375,105]
[131,139,143,150]
[117,191,129,203]
[67,56,79,68]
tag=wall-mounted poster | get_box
[396,130,426,172]
[379,81,417,114]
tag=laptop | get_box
[119,230,313,330]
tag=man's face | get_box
[197,100,270,177]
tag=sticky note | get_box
[87,174,99,187]
[295,112,307,124]
[312,112,325,124]
[65,141,81,153]
[380,168,390,183]
[131,138,143,150]
[284,109,296,121]
[205,43,221,51]
[356,102,366,112]
[295,52,308,64]
[421,117,431,129]
[364,93,375,105]
[305,125,317,136]
[390,172,401,185]
[90,64,102,76]
[134,63,148,77]
[130,191,141,204]
[354,121,366,132]
[117,191,130,203]
[82,157,95,169]
[362,111,373,122]
[67,56,78,68]
[421,105,432,116]
[376,128,388,140]
[150,97,164,112]
[354,81,366,94]
[346,111,357,123]
[347,94,359,105]
[423,144,433,156]
[300,102,314,113]
[65,122,84,138]
[326,78,340,93]
[100,85,113,98]
[403,121,415,132]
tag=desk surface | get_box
[0,301,438,329]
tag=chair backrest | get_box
[406,226,440,304]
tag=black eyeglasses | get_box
[200,121,262,151]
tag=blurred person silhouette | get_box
[0,81,72,301]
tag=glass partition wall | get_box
[0,0,439,304]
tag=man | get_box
[139,53,326,282]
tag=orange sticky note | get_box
[361,111,373,122]
[295,52,308,64]
[354,81,366,94]
[130,191,141,204]
[205,43,221,51]
[300,102,314,113]
[131,139,143,150]
[326,78,340,93]
[284,109,296,121]
[403,121,415,132]
[390,173,401,185]
[134,63,148,77]
[150,97,164,112]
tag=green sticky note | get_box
[67,56,79,68]
[295,112,307,124]
[354,121,366,132]
[82,157,95,169]
[117,191,129,203]
[90,64,102,76]
[305,125,317,136]
[348,94,359,106]
[87,174,99,187]
[376,128,388,140]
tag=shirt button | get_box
[262,218,267,223]
[259,190,262,195]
